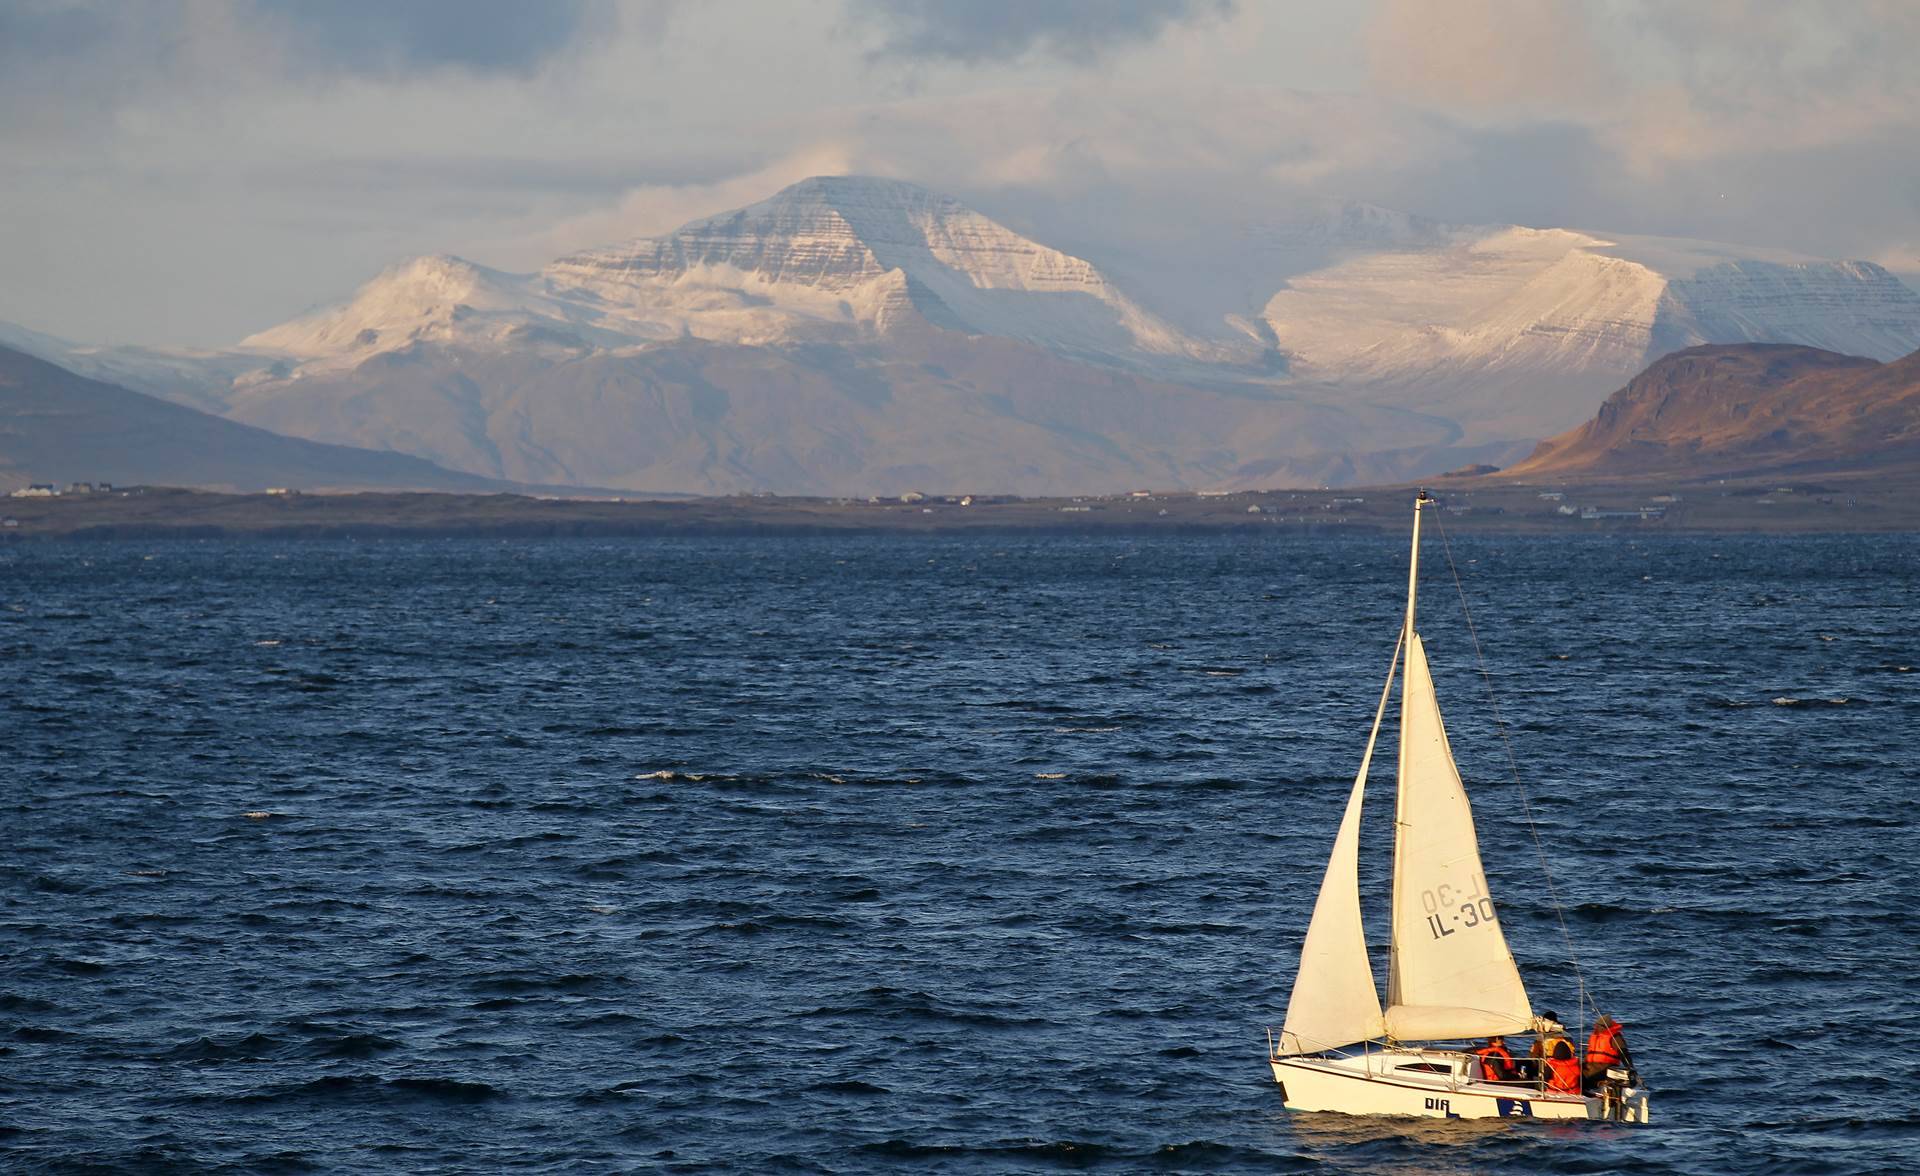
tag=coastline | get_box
[5,471,1917,541]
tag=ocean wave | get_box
[216,1074,504,1106]
[159,1032,286,1063]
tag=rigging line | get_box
[1430,511,1593,1033]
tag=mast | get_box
[1404,489,1427,638]
[1383,486,1534,1040]
[1279,495,1435,1053]
[1388,491,1425,1010]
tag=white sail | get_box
[1384,632,1533,1040]
[1277,634,1401,1055]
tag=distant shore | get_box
[4,472,1918,541]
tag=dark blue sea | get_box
[4,532,1918,1173]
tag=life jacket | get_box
[1586,1024,1625,1067]
[1532,1033,1571,1061]
[1545,1054,1582,1094]
[1474,1044,1514,1080]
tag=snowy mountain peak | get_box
[1258,219,1920,437]
[542,174,1227,362]
[332,253,516,308]
[127,179,1920,494]
[711,173,954,223]
[636,175,976,264]
[385,252,494,283]
[239,253,541,359]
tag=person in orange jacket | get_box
[1473,1035,1516,1082]
[1583,1014,1632,1091]
[1525,1010,1571,1084]
[1544,1039,1582,1094]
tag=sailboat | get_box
[1268,492,1649,1123]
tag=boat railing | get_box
[1400,1047,1579,1096]
[1267,1034,1613,1098]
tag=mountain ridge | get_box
[1505,342,1920,478]
[0,344,524,494]
[8,176,1920,494]
[1263,226,1920,438]
[201,330,1473,496]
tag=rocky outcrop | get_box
[1506,343,1920,477]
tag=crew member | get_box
[1583,1014,1631,1091]
[1473,1035,1515,1082]
[1525,1011,1571,1084]
[1544,1039,1582,1094]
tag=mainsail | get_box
[1383,633,1533,1040]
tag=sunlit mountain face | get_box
[9,177,1920,494]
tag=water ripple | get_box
[2,533,1916,1172]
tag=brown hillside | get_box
[1506,343,1920,478]
[0,345,512,493]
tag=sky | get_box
[3,0,1918,347]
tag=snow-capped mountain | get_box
[1257,224,1920,437]
[230,177,1238,376]
[238,254,637,362]
[541,176,1237,364]
[8,177,1920,494]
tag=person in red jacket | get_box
[1544,1039,1582,1094]
[1473,1036,1516,1082]
[1583,1014,1631,1091]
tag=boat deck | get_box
[1270,1047,1647,1122]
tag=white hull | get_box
[1271,1050,1649,1124]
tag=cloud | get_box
[0,0,623,116]
[251,0,619,77]
[1364,1,1612,117]
[4,0,1919,347]
[1362,0,1920,172]
[855,0,1232,65]
[0,2,115,61]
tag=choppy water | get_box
[4,532,1918,1173]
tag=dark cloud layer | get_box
[0,2,113,63]
[858,0,1232,64]
[0,0,609,83]
[255,0,611,76]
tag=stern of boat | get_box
[1597,1078,1651,1124]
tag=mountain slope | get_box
[1257,225,1920,439]
[1505,343,1920,477]
[222,177,1240,378]
[0,345,514,493]
[11,179,1920,494]
[237,254,637,362]
[211,331,1462,496]
[542,175,1239,366]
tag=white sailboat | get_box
[1268,492,1649,1123]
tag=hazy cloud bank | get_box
[2,0,1915,346]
